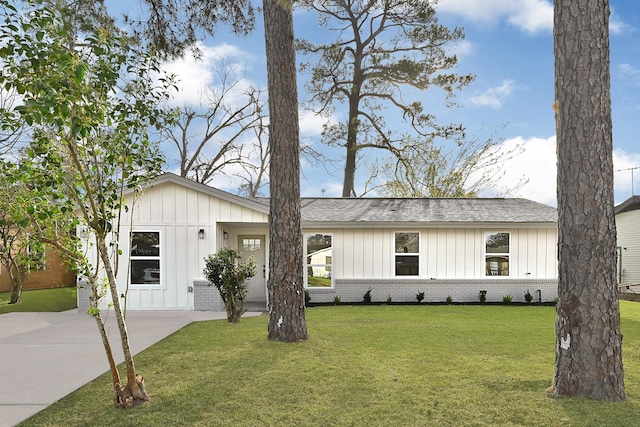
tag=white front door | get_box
[239,235,266,302]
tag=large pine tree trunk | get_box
[342,53,363,198]
[342,139,357,198]
[552,0,624,401]
[263,0,308,342]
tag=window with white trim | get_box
[485,232,510,276]
[305,234,333,288]
[395,232,419,276]
[130,231,161,285]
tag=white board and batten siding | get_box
[306,225,558,304]
[617,209,640,285]
[79,174,560,310]
[331,227,557,279]
[86,178,268,310]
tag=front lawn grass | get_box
[0,287,77,314]
[22,302,640,427]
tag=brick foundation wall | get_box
[194,280,225,311]
[77,280,91,313]
[307,278,558,304]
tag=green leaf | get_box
[60,102,70,118]
[74,64,85,83]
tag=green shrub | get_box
[478,290,487,303]
[333,295,341,305]
[502,294,513,304]
[446,295,453,304]
[416,291,425,303]
[386,294,393,304]
[524,289,533,303]
[305,290,311,306]
[203,248,256,323]
[363,288,373,304]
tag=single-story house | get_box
[78,173,559,311]
[615,195,640,287]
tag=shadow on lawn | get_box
[550,396,640,427]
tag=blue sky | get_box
[144,0,640,206]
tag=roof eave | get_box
[143,173,271,215]
[615,196,640,215]
[301,220,557,229]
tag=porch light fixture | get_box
[198,229,205,239]
[79,227,90,239]
[223,231,229,240]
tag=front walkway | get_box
[0,310,261,427]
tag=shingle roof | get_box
[255,197,557,224]
[615,196,640,215]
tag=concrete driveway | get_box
[0,309,261,427]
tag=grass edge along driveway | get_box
[22,302,640,427]
[0,287,77,314]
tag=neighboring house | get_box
[79,173,559,311]
[0,245,76,293]
[615,195,640,286]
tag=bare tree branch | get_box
[160,60,268,187]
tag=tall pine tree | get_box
[552,0,624,401]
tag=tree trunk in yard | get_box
[263,0,308,342]
[552,0,624,401]
[9,280,22,304]
[96,236,149,407]
[8,261,25,304]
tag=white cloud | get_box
[479,135,557,205]
[614,150,640,203]
[437,1,628,36]
[619,63,640,85]
[610,8,632,36]
[468,79,517,109]
[619,63,640,76]
[506,0,553,33]
[450,39,475,59]
[436,0,553,34]
[478,135,640,206]
[161,42,254,105]
[299,110,329,136]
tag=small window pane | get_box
[486,233,509,254]
[306,234,332,288]
[131,232,160,257]
[395,232,419,254]
[396,255,419,276]
[486,256,509,276]
[131,260,160,284]
[307,234,332,255]
[243,238,261,252]
[306,234,332,266]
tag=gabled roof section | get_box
[145,174,556,224]
[615,196,640,215]
[254,196,557,224]
[147,173,270,215]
